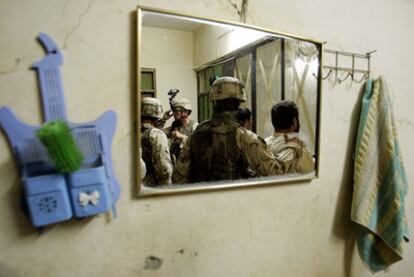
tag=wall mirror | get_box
[136,6,322,196]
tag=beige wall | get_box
[194,24,225,66]
[0,1,413,276]
[141,26,197,120]
[193,24,267,67]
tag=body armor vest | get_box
[168,120,196,162]
[189,114,246,182]
[141,126,155,182]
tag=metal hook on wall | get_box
[308,49,376,84]
[337,71,352,83]
[353,73,368,83]
[313,68,333,80]
[334,51,339,82]
[351,54,355,81]
[322,68,333,80]
[323,48,377,84]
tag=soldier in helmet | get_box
[162,97,198,165]
[141,97,173,186]
[173,76,283,183]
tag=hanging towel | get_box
[352,76,409,272]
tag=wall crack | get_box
[227,0,249,23]
[0,57,24,76]
[62,0,96,49]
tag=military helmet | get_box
[141,97,163,119]
[210,76,246,102]
[171,97,192,111]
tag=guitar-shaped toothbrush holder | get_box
[0,33,120,227]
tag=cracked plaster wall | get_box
[0,0,413,276]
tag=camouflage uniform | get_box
[265,132,314,174]
[141,123,173,185]
[172,77,283,183]
[163,98,198,164]
[173,112,283,183]
[141,97,173,186]
[139,147,146,180]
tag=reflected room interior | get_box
[137,7,322,195]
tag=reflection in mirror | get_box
[137,7,322,196]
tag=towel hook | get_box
[337,71,352,83]
[353,73,368,83]
[334,51,339,81]
[351,54,355,81]
[321,68,333,80]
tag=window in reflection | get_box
[285,40,319,154]
[193,36,320,144]
[140,68,157,98]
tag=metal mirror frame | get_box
[136,5,323,197]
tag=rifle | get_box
[166,89,180,129]
[168,89,180,109]
[154,89,179,129]
[166,89,181,164]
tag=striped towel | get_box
[352,76,409,272]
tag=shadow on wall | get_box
[0,143,39,237]
[0,261,16,277]
[331,82,367,276]
[0,162,34,237]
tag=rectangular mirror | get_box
[137,6,323,196]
